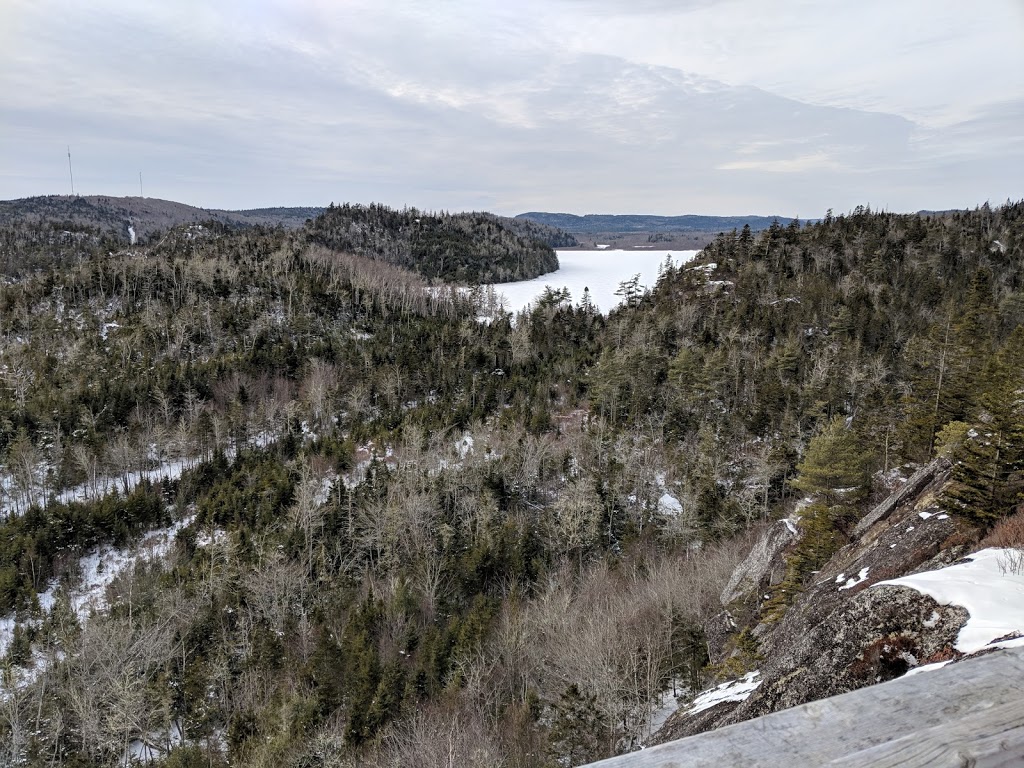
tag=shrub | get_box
[980,507,1024,548]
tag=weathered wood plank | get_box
[828,698,1024,767]
[582,648,1024,768]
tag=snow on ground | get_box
[657,493,683,516]
[793,496,815,514]
[1,512,227,706]
[126,720,184,763]
[875,548,1024,657]
[0,514,199,659]
[683,671,761,716]
[837,567,870,591]
[2,431,281,520]
[642,680,687,746]
[488,249,700,315]
[53,459,190,509]
[70,515,196,620]
[0,616,18,662]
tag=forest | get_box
[1,200,1023,766]
[304,203,564,283]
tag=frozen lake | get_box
[488,249,700,315]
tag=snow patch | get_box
[905,660,952,676]
[643,680,687,744]
[794,496,815,513]
[875,548,1024,654]
[657,493,683,516]
[126,719,183,763]
[839,567,870,591]
[1,515,204,660]
[685,671,761,716]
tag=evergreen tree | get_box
[762,501,840,621]
[943,327,1024,522]
[547,684,608,765]
[790,417,868,501]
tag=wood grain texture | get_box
[829,699,1024,767]
[582,648,1024,768]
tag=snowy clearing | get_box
[488,249,700,315]
[1,430,279,520]
[875,548,1024,655]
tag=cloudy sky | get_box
[1,0,1022,216]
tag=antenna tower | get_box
[139,171,143,198]
[67,146,75,196]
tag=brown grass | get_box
[920,645,959,665]
[939,530,978,551]
[980,508,1024,549]
[849,635,918,682]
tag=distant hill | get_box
[0,196,572,282]
[515,212,798,234]
[0,195,323,242]
[221,206,326,229]
[304,203,559,284]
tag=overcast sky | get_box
[2,0,1022,216]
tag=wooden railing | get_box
[583,646,1024,767]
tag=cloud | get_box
[718,152,845,173]
[551,0,1024,125]
[0,0,1020,215]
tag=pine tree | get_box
[547,684,608,765]
[614,274,644,308]
[944,327,1024,522]
[762,502,840,620]
[791,417,868,501]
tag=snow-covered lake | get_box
[489,249,700,315]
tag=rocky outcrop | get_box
[655,461,982,743]
[720,518,799,607]
[730,585,966,723]
[851,459,947,538]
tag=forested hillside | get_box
[1,201,1022,767]
[0,196,321,246]
[516,212,797,234]
[305,203,561,283]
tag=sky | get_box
[1,0,1022,216]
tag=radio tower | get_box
[67,146,76,196]
[139,171,143,198]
